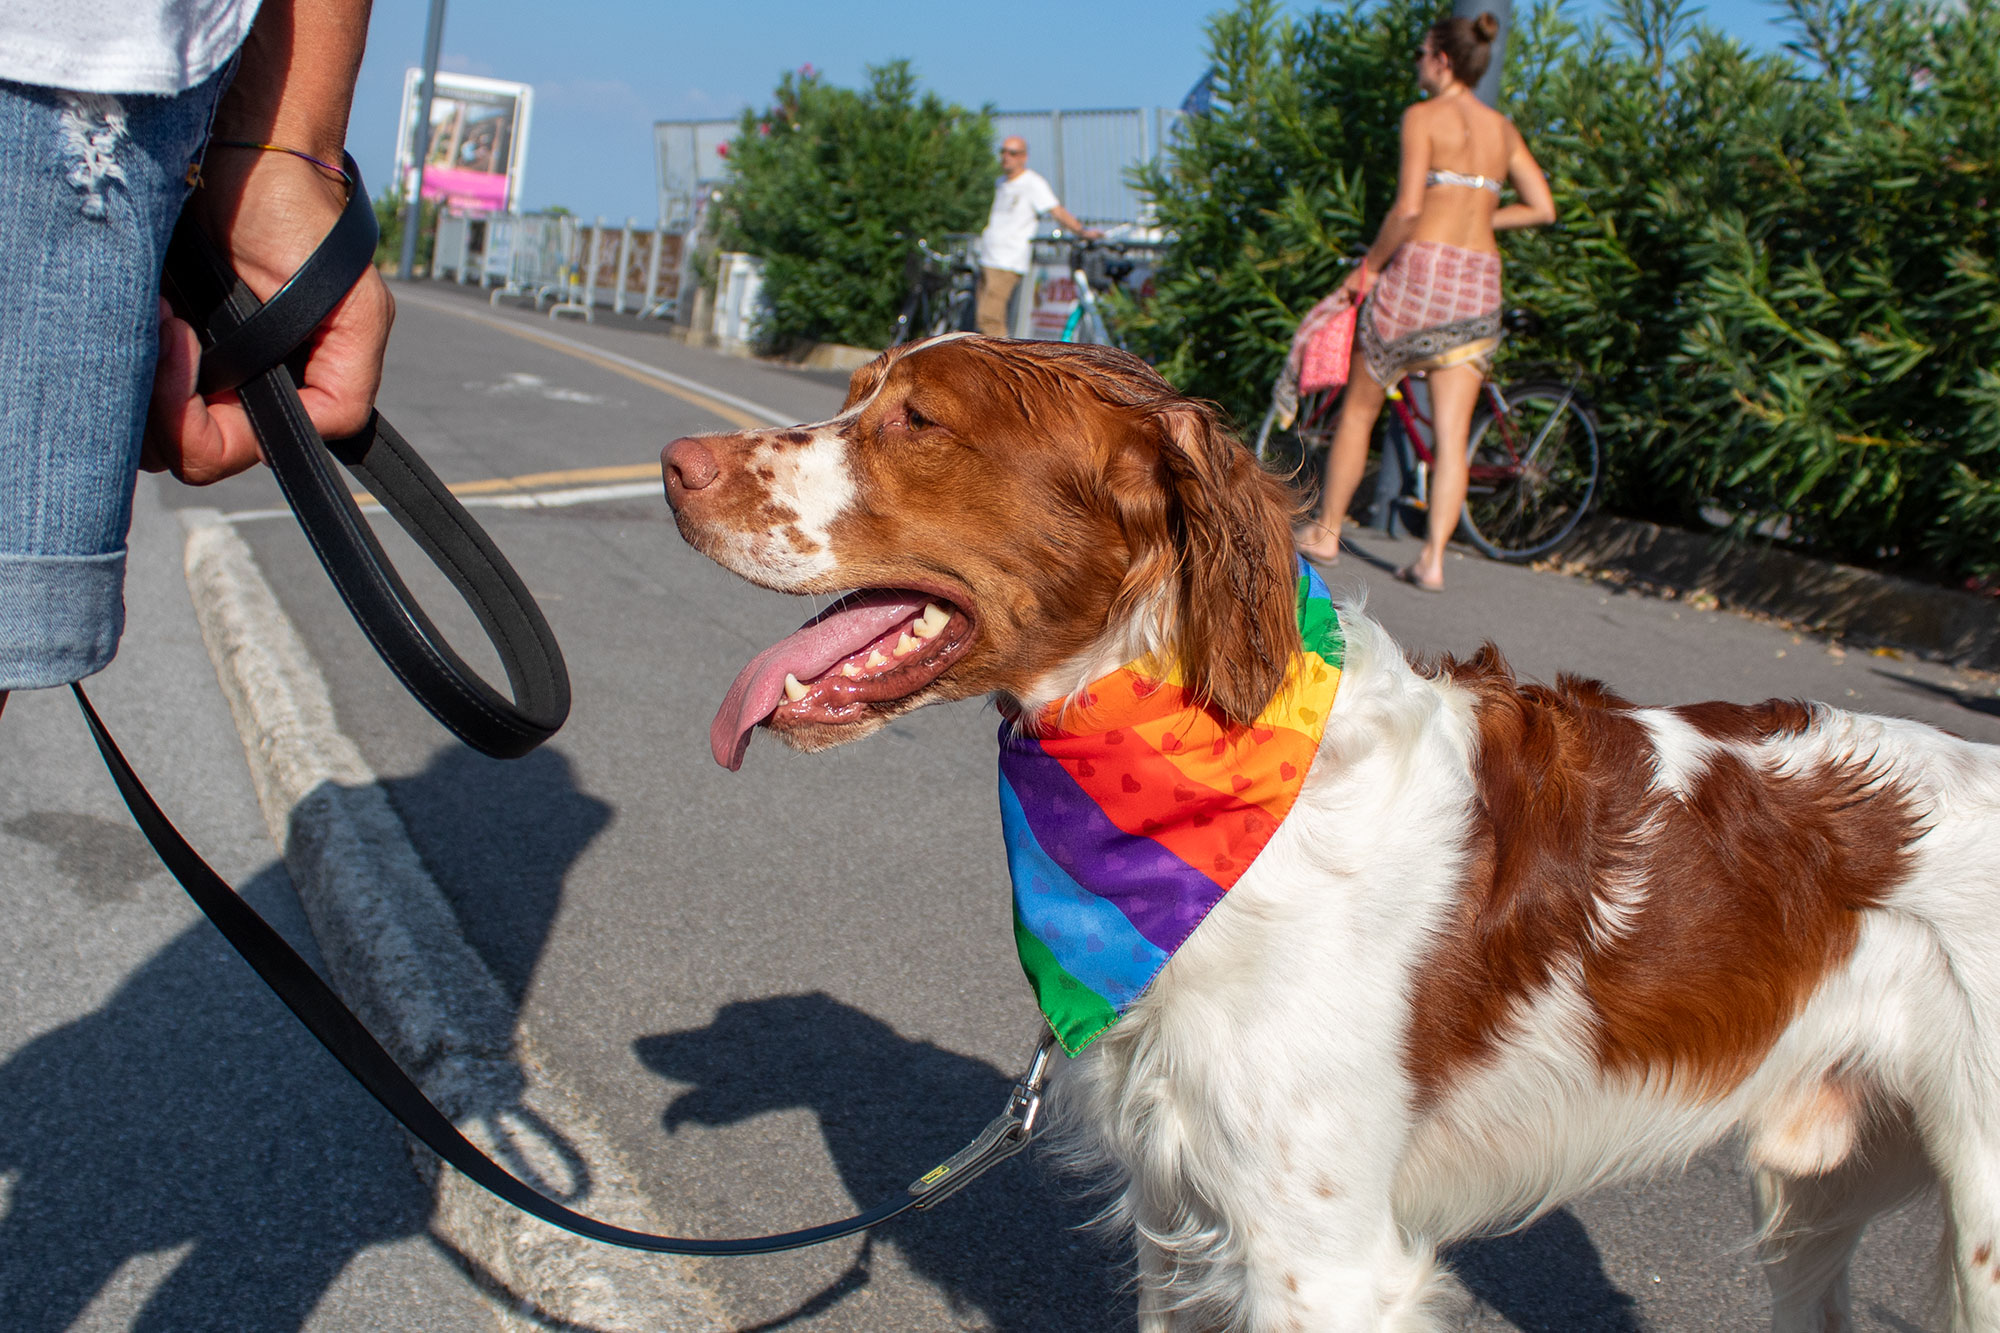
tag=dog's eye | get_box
[905,406,931,432]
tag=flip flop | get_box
[1396,563,1444,594]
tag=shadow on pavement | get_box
[636,993,1645,1332]
[380,743,610,1006]
[635,993,1132,1333]
[0,715,1645,1331]
[1870,667,2000,721]
[0,863,434,1332]
[0,738,616,1330]
[1447,1209,1642,1331]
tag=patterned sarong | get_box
[997,561,1345,1054]
[1358,240,1503,386]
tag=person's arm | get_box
[143,0,392,485]
[1336,105,1429,304]
[1050,203,1102,240]
[1495,121,1556,231]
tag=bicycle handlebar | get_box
[1068,241,1142,293]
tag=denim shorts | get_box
[0,66,231,690]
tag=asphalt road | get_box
[167,280,2000,1332]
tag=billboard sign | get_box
[395,70,532,214]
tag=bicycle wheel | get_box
[889,290,926,346]
[926,280,969,338]
[1456,380,1600,562]
[1255,386,1342,474]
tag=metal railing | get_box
[432,213,682,321]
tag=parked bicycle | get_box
[889,236,979,346]
[1255,309,1601,562]
[1059,240,1140,349]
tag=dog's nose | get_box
[662,436,719,508]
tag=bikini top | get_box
[1426,168,1502,194]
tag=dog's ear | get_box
[1144,402,1301,723]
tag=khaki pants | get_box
[976,267,1022,337]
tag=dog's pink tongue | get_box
[711,594,929,770]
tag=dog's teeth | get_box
[866,649,890,669]
[894,631,921,656]
[841,661,863,679]
[914,603,949,638]
[783,673,808,702]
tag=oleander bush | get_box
[1127,0,2000,585]
[717,62,993,351]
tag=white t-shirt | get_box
[977,168,1061,274]
[0,0,262,94]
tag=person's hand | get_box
[143,147,394,485]
[1083,227,1106,240]
[1334,262,1372,308]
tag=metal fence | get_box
[652,105,1181,231]
[433,212,682,319]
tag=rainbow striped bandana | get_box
[998,561,1344,1054]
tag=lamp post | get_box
[398,0,448,281]
[1455,0,1511,108]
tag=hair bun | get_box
[1472,12,1499,41]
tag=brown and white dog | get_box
[662,334,2000,1332]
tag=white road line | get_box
[397,289,800,427]
[220,480,665,523]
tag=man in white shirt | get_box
[975,137,1098,336]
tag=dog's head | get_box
[663,335,1300,769]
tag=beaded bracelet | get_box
[201,140,354,190]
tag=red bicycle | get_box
[1254,317,1601,563]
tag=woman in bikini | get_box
[1292,11,1556,592]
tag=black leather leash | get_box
[74,155,1056,1255]
[161,153,568,760]
[77,682,1054,1253]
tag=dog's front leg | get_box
[1234,1200,1446,1333]
[1125,1153,1447,1331]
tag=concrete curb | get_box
[179,508,729,1333]
[1558,514,2000,673]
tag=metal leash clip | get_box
[906,1030,1061,1210]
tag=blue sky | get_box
[348,0,1795,224]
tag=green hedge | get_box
[1126,0,2000,585]
[717,62,993,351]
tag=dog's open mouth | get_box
[710,590,975,769]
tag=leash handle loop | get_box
[76,684,1042,1254]
[162,154,570,759]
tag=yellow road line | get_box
[446,463,659,497]
[346,462,660,508]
